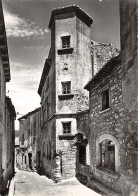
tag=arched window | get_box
[96,134,120,173]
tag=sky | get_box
[2,0,120,129]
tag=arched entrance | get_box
[96,134,120,172]
[76,133,90,176]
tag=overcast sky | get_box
[2,0,120,129]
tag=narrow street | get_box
[8,169,101,196]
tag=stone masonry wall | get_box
[91,41,119,76]
[41,117,56,179]
[119,1,138,194]
[54,11,92,181]
[77,110,89,139]
[0,56,5,191]
[56,13,92,114]
[55,117,77,180]
[89,64,136,196]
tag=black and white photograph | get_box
[0,0,137,195]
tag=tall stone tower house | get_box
[38,5,93,181]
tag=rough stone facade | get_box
[38,5,93,181]
[37,5,119,182]
[0,0,16,193]
[119,0,138,193]
[91,41,119,76]
[2,97,16,189]
[18,108,40,171]
[80,0,138,195]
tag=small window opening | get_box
[102,89,109,110]
[62,82,71,94]
[61,36,70,48]
[62,122,71,134]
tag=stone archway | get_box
[96,134,120,172]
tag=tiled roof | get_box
[84,54,121,91]
[48,5,93,29]
[18,107,40,121]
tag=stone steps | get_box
[89,180,122,196]
[76,174,122,196]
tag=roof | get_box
[18,107,40,121]
[0,1,11,82]
[37,58,51,96]
[84,54,121,91]
[5,96,16,118]
[48,5,93,29]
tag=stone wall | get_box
[82,1,138,195]
[0,56,6,192]
[29,111,40,169]
[53,9,92,181]
[55,117,77,179]
[77,110,89,139]
[120,0,138,189]
[18,109,40,171]
[38,5,121,183]
[88,64,136,195]
[91,41,119,76]
[2,98,15,189]
[41,117,56,179]
[0,0,15,192]
[55,13,92,114]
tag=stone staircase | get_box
[89,179,122,196]
[77,174,122,196]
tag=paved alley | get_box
[8,169,101,196]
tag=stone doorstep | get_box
[90,180,122,196]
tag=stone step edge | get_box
[89,179,122,196]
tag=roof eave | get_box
[0,2,11,82]
[84,54,121,91]
[48,5,93,29]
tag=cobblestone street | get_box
[8,169,101,196]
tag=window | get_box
[62,122,71,134]
[62,82,71,94]
[102,89,109,110]
[100,140,115,171]
[61,36,70,48]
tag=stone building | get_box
[2,97,16,189]
[77,0,138,195]
[15,130,20,168]
[18,108,40,170]
[37,5,118,182]
[0,0,16,193]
